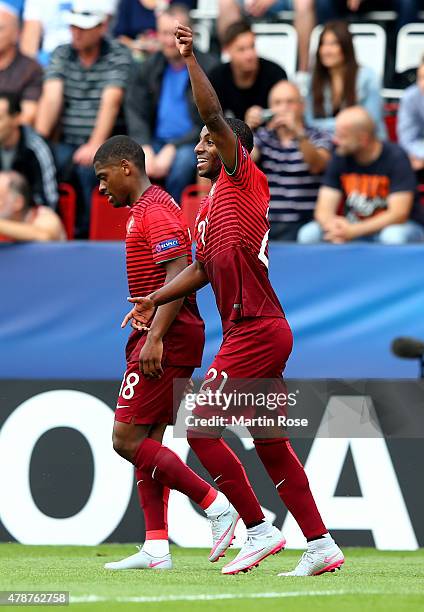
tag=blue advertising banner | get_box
[1,242,423,379]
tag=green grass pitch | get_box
[1,545,423,611]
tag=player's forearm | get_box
[149,261,208,306]
[184,55,224,125]
[147,263,186,340]
[147,301,184,342]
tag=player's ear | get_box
[121,159,131,176]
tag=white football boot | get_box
[278,534,344,576]
[208,503,240,562]
[222,523,285,575]
[104,546,172,570]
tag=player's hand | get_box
[121,296,156,329]
[139,336,164,378]
[175,22,194,58]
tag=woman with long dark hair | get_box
[304,20,385,138]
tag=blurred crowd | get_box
[0,0,423,243]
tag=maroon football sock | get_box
[136,468,170,540]
[133,438,215,508]
[254,438,327,540]
[187,435,265,526]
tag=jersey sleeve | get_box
[222,136,256,191]
[143,202,190,265]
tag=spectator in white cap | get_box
[21,1,118,66]
[35,0,132,237]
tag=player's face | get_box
[194,127,222,181]
[94,162,129,208]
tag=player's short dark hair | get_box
[226,118,254,153]
[0,91,21,115]
[94,135,146,172]
[221,19,252,47]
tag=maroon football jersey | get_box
[194,139,285,334]
[125,185,204,366]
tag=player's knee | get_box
[112,432,137,462]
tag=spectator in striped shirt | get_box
[251,80,332,241]
[35,0,132,237]
[0,92,58,209]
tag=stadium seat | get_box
[309,23,387,82]
[58,183,77,240]
[251,23,297,79]
[395,23,424,74]
[89,189,130,241]
[180,183,209,238]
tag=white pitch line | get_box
[71,590,386,604]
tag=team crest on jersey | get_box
[155,238,180,252]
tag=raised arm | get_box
[175,23,237,172]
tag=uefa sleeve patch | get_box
[155,238,180,253]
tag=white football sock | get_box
[247,520,273,538]
[308,533,333,550]
[205,491,229,518]
[142,539,170,557]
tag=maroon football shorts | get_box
[115,361,194,425]
[190,317,293,437]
